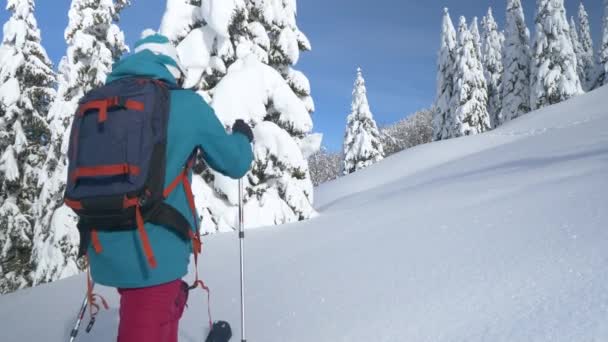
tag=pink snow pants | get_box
[117,279,188,342]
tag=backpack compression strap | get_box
[70,164,141,182]
[78,96,145,123]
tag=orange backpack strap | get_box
[162,155,213,330]
[90,229,103,254]
[163,155,199,232]
[135,205,157,268]
[120,197,158,269]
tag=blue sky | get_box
[0,0,604,151]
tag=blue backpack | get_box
[64,77,200,268]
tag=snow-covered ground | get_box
[1,86,608,341]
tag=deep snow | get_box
[1,86,607,341]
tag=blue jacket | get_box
[88,50,253,288]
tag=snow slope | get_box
[1,86,608,341]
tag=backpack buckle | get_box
[138,194,148,207]
[106,96,127,108]
[117,96,128,108]
[138,189,152,207]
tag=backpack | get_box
[63,77,201,268]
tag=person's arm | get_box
[191,97,254,179]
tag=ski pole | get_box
[69,287,91,342]
[238,178,246,342]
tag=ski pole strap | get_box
[176,150,212,329]
[188,240,212,331]
[190,278,212,331]
[85,257,109,334]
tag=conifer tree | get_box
[470,17,482,62]
[501,0,531,123]
[0,0,55,293]
[342,68,384,175]
[160,0,320,230]
[569,16,586,93]
[448,17,491,138]
[598,0,608,87]
[577,3,597,91]
[531,0,583,109]
[31,0,129,286]
[433,8,457,141]
[481,8,504,128]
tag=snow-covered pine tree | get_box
[501,0,531,123]
[342,67,384,175]
[242,0,320,223]
[30,0,129,286]
[0,0,55,294]
[433,8,457,141]
[470,17,482,62]
[161,0,315,113]
[160,0,203,44]
[481,7,504,128]
[530,0,583,110]
[209,53,319,229]
[251,0,315,111]
[448,16,491,138]
[569,16,586,93]
[160,0,238,93]
[161,0,314,118]
[160,0,320,230]
[577,3,597,91]
[599,0,608,87]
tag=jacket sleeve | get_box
[189,95,253,179]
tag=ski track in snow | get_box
[1,87,608,341]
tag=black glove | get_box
[232,119,254,143]
[205,321,232,342]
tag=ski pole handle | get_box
[85,316,96,333]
